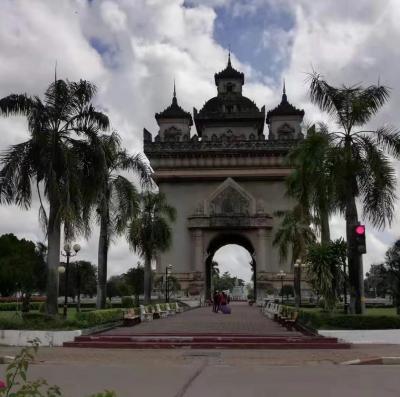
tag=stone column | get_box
[257,228,268,272]
[192,229,204,273]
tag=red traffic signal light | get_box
[355,225,365,235]
[353,224,366,254]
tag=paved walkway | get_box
[102,302,301,336]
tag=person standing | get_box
[213,291,219,313]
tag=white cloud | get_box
[1,0,400,280]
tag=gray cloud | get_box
[0,0,399,279]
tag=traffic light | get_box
[354,224,366,254]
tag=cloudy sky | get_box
[1,0,400,282]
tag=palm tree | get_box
[306,239,346,312]
[286,124,336,243]
[0,79,109,316]
[127,192,176,304]
[273,205,316,269]
[95,132,153,309]
[308,73,400,314]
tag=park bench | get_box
[123,308,140,327]
[282,311,299,331]
[273,304,283,321]
[174,302,184,313]
[262,301,273,316]
[165,303,176,315]
[140,305,154,322]
[155,304,168,318]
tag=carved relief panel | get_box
[209,186,250,216]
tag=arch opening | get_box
[205,234,256,301]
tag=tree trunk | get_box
[144,254,152,305]
[96,205,109,310]
[46,201,61,316]
[21,293,31,313]
[320,210,331,244]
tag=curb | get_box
[0,355,15,364]
[342,356,400,365]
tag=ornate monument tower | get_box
[143,56,304,301]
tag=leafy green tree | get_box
[124,264,144,305]
[154,274,181,300]
[106,275,128,301]
[0,234,46,311]
[364,264,391,298]
[127,192,176,304]
[212,271,244,292]
[306,238,347,312]
[273,205,315,267]
[286,124,336,243]
[383,240,400,314]
[0,79,109,316]
[308,74,400,313]
[96,132,152,309]
[59,261,97,310]
[280,285,294,301]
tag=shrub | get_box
[75,309,123,327]
[293,308,400,330]
[0,302,41,311]
[121,296,134,308]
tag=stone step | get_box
[74,335,339,344]
[64,340,351,349]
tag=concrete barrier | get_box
[319,329,400,344]
[0,329,82,347]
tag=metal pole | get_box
[343,261,348,314]
[281,277,284,304]
[165,267,167,303]
[63,253,70,318]
[166,272,169,303]
[299,266,302,308]
[76,263,81,313]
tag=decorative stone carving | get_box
[210,186,249,216]
[193,201,205,216]
[256,199,266,214]
[277,123,295,140]
[164,126,183,142]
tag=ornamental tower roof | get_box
[214,52,245,86]
[155,83,193,126]
[266,82,305,124]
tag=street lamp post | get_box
[165,264,172,303]
[61,243,81,318]
[294,259,304,308]
[276,270,286,304]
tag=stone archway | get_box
[188,178,273,300]
[204,233,256,300]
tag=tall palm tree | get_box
[96,132,153,309]
[286,124,336,243]
[0,79,108,315]
[127,192,176,304]
[308,73,400,314]
[273,205,315,269]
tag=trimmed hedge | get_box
[0,313,80,330]
[0,302,42,311]
[75,309,123,327]
[284,307,400,330]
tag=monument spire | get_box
[228,44,231,67]
[282,78,287,102]
[172,79,177,105]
